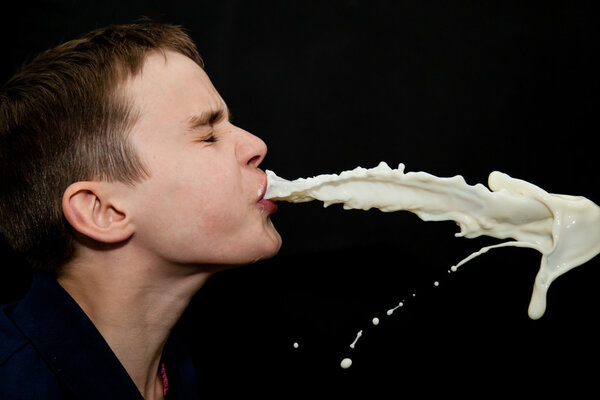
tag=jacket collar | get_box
[11,272,144,399]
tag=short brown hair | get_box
[0,22,204,273]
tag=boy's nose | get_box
[236,127,267,168]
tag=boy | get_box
[0,22,281,399]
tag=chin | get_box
[250,228,283,263]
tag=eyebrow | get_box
[185,106,230,130]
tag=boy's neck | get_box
[57,253,211,399]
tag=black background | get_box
[1,1,599,396]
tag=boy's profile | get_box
[0,22,281,399]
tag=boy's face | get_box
[121,50,281,268]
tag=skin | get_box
[58,50,281,399]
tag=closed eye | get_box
[185,106,230,144]
[201,132,218,143]
[190,130,218,144]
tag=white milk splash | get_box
[265,162,600,320]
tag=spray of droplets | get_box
[291,248,501,369]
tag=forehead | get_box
[124,50,225,125]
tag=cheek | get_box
[130,148,262,262]
[180,166,247,234]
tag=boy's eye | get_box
[195,132,218,143]
[203,133,217,143]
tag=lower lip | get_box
[258,198,278,214]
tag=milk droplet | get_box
[340,358,353,369]
[349,330,363,349]
[434,281,439,286]
[293,342,299,349]
[386,301,403,315]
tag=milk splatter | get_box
[266,162,600,319]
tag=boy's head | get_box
[0,22,281,274]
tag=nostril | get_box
[247,155,262,167]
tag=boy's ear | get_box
[62,181,134,244]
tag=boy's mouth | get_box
[258,198,278,214]
[257,178,278,214]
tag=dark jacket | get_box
[0,272,200,399]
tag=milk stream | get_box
[265,162,600,320]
